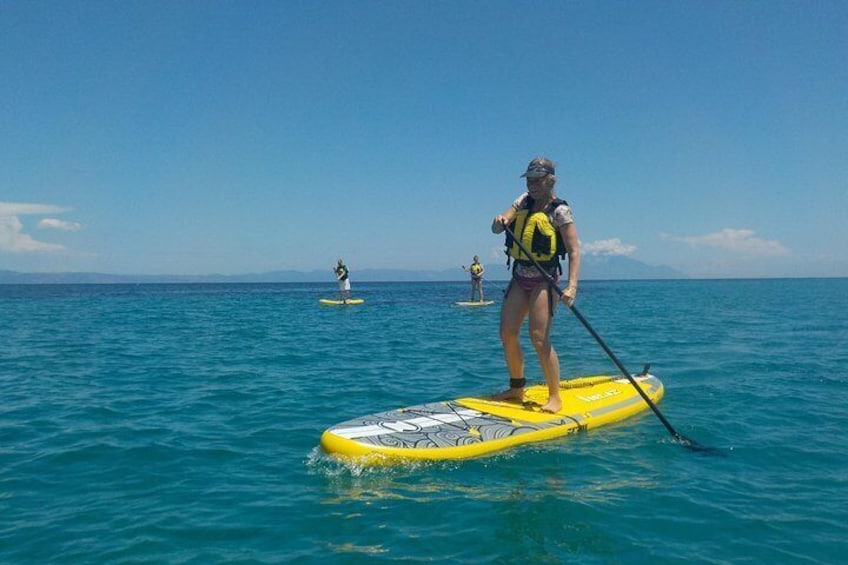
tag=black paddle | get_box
[501,224,716,453]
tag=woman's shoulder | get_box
[512,192,530,209]
[552,197,570,210]
[552,199,574,225]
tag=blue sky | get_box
[2,1,846,278]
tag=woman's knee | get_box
[500,324,520,345]
[528,327,551,352]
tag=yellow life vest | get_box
[469,263,483,279]
[506,197,568,267]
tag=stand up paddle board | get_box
[455,300,495,307]
[321,373,663,463]
[319,298,364,305]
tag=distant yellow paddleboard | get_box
[319,298,364,305]
[455,300,495,307]
[321,373,664,463]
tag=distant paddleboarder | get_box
[334,259,351,302]
[461,256,485,302]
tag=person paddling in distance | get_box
[462,256,485,302]
[490,157,581,413]
[334,259,351,303]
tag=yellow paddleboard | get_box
[319,298,364,305]
[321,373,664,463]
[455,300,495,307]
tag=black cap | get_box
[520,158,555,178]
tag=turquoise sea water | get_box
[2,279,847,563]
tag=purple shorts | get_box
[512,271,558,293]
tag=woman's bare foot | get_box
[492,387,524,402]
[539,396,562,413]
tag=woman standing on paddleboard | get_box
[491,157,581,413]
[334,259,351,302]
[462,255,485,302]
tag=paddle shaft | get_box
[501,223,696,447]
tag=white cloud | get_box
[0,215,65,252]
[582,238,637,256]
[0,201,78,253]
[662,228,790,256]
[39,218,83,232]
[488,244,513,263]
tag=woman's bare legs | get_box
[494,282,562,412]
[494,282,529,401]
[528,284,561,412]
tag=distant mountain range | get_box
[582,255,684,280]
[0,256,685,284]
